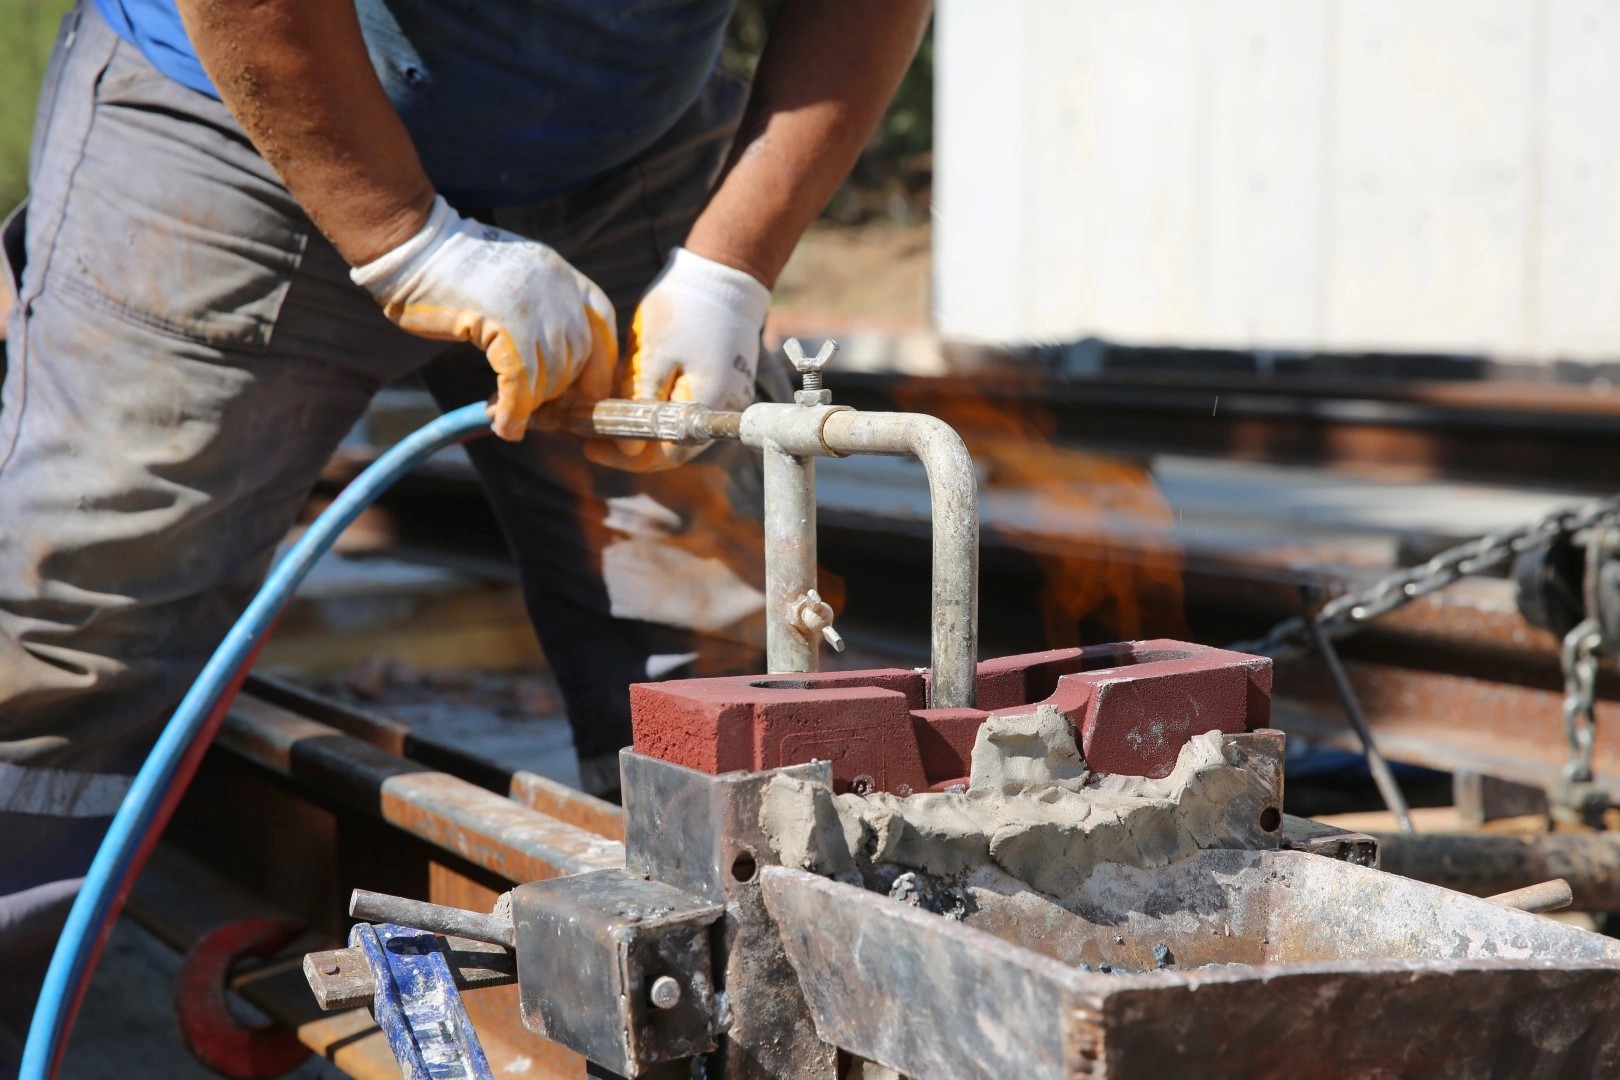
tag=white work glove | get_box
[584,247,770,472]
[350,195,617,441]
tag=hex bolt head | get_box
[649,975,682,1010]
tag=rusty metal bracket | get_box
[760,855,1620,1078]
[619,749,840,1075]
[303,935,516,1012]
[512,868,722,1077]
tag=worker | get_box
[0,0,931,1058]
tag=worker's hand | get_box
[583,247,770,472]
[350,195,617,441]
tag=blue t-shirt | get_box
[94,0,737,205]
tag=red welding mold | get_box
[630,640,1271,792]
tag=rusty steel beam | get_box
[509,769,625,842]
[246,673,627,840]
[832,367,1620,491]
[303,936,516,1011]
[218,694,623,883]
[1373,832,1620,912]
[1273,658,1620,799]
[155,685,605,1077]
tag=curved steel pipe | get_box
[816,411,980,709]
[737,404,980,710]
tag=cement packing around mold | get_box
[758,705,1256,902]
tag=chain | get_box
[1561,617,1603,787]
[1228,493,1620,660]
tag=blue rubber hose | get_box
[23,402,493,1079]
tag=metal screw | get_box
[649,975,682,1010]
[783,337,838,405]
[322,961,340,975]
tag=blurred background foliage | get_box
[726,0,934,225]
[1,0,74,216]
[0,0,933,222]
[836,26,932,226]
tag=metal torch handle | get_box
[531,399,742,444]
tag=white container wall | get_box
[934,0,1620,360]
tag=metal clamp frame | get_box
[349,922,494,1080]
[536,339,981,708]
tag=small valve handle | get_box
[792,589,845,652]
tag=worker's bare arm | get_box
[175,0,434,266]
[684,0,933,289]
[176,0,615,439]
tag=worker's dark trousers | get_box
[0,4,778,1056]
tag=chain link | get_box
[1561,617,1603,787]
[1228,493,1620,660]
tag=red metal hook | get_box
[175,918,312,1078]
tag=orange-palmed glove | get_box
[584,247,770,472]
[350,195,617,440]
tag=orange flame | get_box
[891,379,1185,647]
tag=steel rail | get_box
[218,694,624,883]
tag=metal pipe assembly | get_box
[735,401,980,708]
[535,341,982,708]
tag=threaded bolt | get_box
[784,337,838,405]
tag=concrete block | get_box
[631,641,1271,789]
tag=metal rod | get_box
[762,442,819,673]
[818,411,979,709]
[1306,616,1415,833]
[1486,878,1575,914]
[349,889,515,949]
